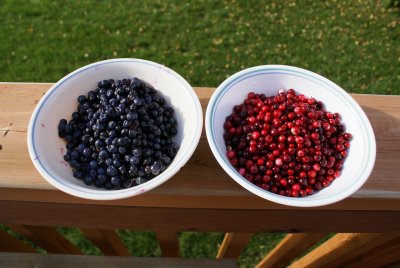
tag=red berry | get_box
[252,131,260,140]
[223,88,351,198]
[291,127,300,135]
[275,158,283,166]
[227,150,236,159]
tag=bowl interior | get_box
[207,66,375,207]
[29,59,202,199]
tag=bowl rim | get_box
[205,64,376,207]
[27,58,203,200]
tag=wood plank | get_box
[6,225,81,255]
[255,233,327,268]
[0,201,399,232]
[0,84,399,211]
[345,237,400,268]
[216,233,252,259]
[155,230,180,257]
[289,233,383,268]
[80,228,130,256]
[0,252,238,268]
[1,187,400,211]
[324,235,400,268]
[0,228,37,253]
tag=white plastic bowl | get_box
[205,65,376,207]
[28,58,203,200]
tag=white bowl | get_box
[28,58,203,200]
[205,65,376,207]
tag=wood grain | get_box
[255,233,327,268]
[288,233,386,268]
[216,233,252,259]
[80,229,131,256]
[0,201,399,232]
[6,225,82,255]
[0,83,399,212]
[345,237,400,268]
[0,252,238,268]
[0,229,37,253]
[155,230,180,258]
[321,234,400,268]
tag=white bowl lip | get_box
[27,58,203,200]
[205,64,376,207]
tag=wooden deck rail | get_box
[0,83,399,267]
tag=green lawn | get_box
[1,1,399,267]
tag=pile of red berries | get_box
[223,89,352,197]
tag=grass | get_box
[0,1,399,94]
[1,1,399,267]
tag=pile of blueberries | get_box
[58,78,179,190]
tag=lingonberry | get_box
[223,89,351,197]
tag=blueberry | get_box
[143,157,152,166]
[58,131,66,138]
[113,159,122,168]
[98,80,110,89]
[71,150,79,159]
[65,136,74,144]
[132,138,141,146]
[99,113,108,123]
[111,176,121,186]
[161,154,171,164]
[126,112,138,121]
[82,148,91,158]
[107,166,118,176]
[123,179,135,189]
[106,90,114,98]
[108,130,117,138]
[99,132,108,140]
[128,166,138,176]
[133,98,143,106]
[64,124,74,134]
[105,137,113,145]
[89,160,98,169]
[97,167,106,175]
[94,179,105,188]
[72,112,80,120]
[58,122,66,132]
[59,77,179,189]
[120,128,129,136]
[107,144,117,154]
[129,156,140,165]
[105,158,113,166]
[73,170,83,179]
[153,127,161,136]
[81,134,90,143]
[118,146,127,154]
[83,175,93,185]
[144,165,152,174]
[63,153,71,161]
[99,149,108,159]
[118,137,129,146]
[128,129,138,138]
[89,169,97,178]
[104,182,114,189]
[118,166,127,175]
[95,139,104,149]
[136,177,147,185]
[132,148,142,157]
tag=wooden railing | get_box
[0,83,399,267]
